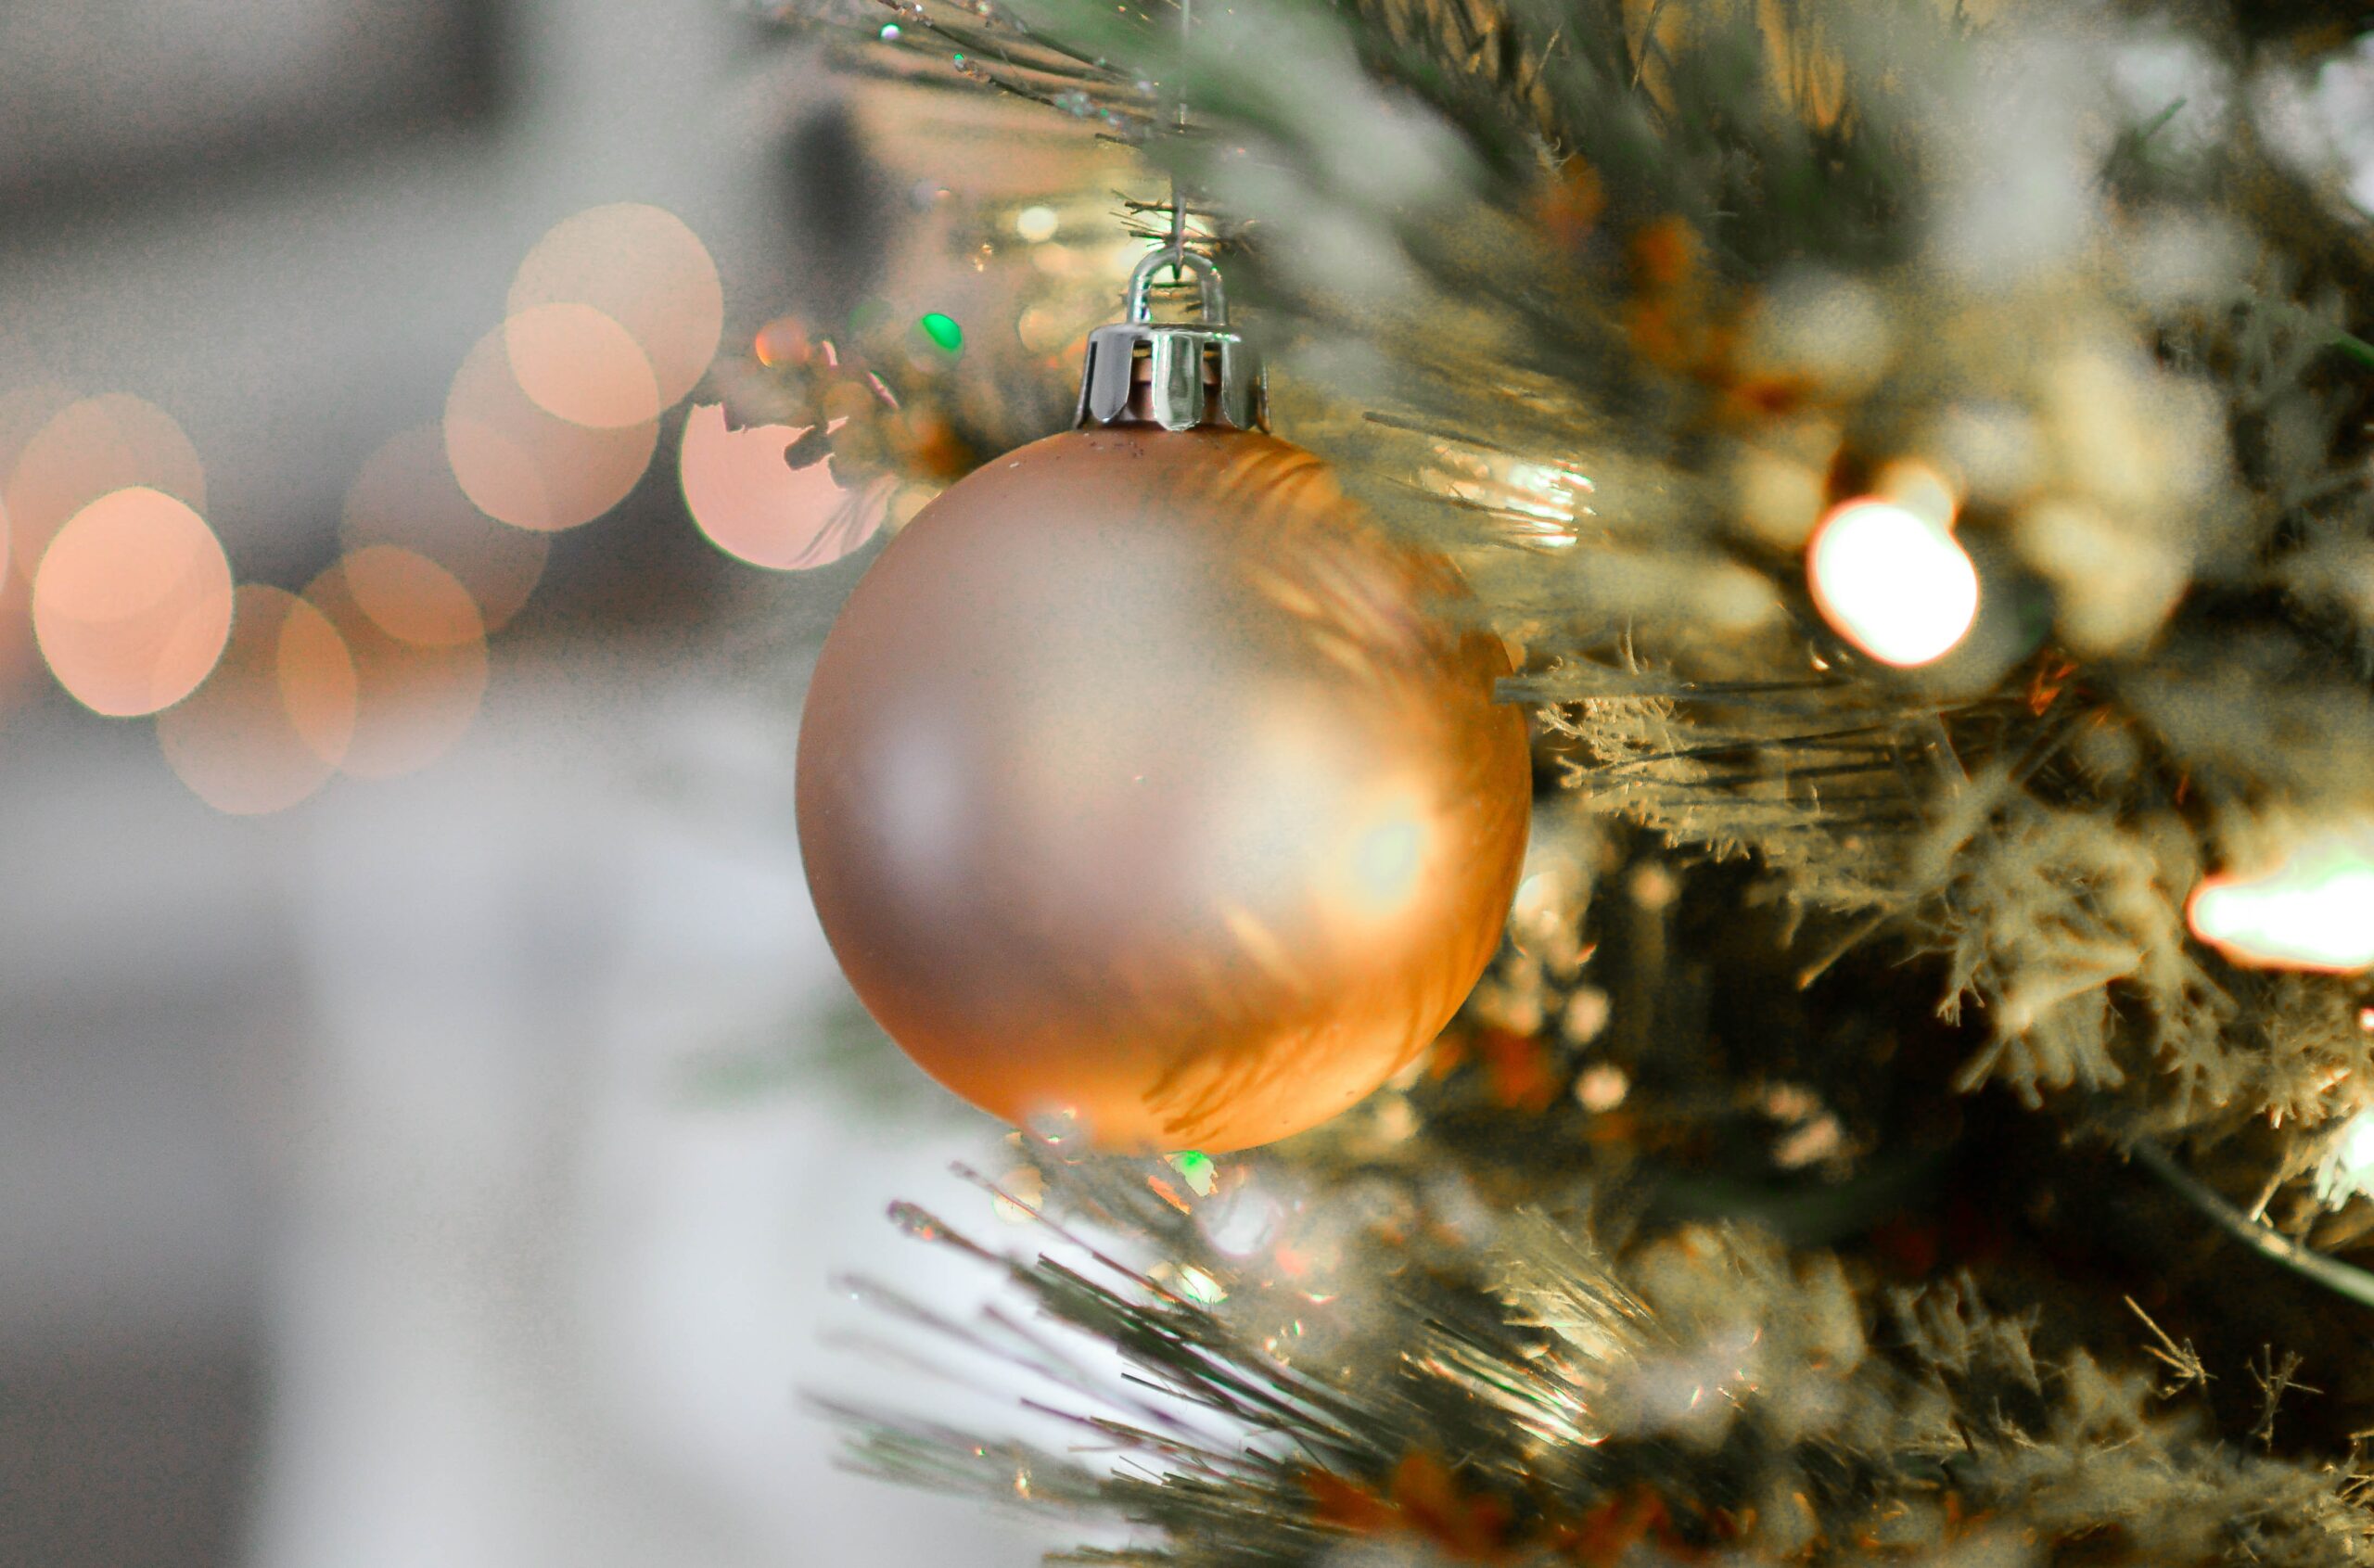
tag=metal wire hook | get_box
[1163,0,1191,280]
[1125,248,1225,325]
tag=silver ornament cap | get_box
[1075,249,1269,433]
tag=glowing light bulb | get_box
[1805,496,1980,667]
[2189,829,2374,972]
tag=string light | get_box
[445,326,657,532]
[1804,493,1979,667]
[2316,1109,2374,1208]
[2189,828,2374,972]
[503,301,662,429]
[342,427,547,633]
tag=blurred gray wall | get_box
[0,3,1048,1565]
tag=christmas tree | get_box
[755,1,2374,1561]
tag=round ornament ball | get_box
[797,423,1530,1152]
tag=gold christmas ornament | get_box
[796,253,1531,1152]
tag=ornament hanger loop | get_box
[1077,255,1267,432]
[1071,0,1265,434]
[1164,0,1192,268]
[1126,249,1227,326]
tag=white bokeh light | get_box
[2317,1108,2374,1208]
[1805,497,1981,668]
[2189,828,2374,973]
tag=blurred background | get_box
[0,2,1053,1563]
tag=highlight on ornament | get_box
[2188,828,2374,972]
[1804,488,1980,668]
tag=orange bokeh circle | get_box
[343,427,547,631]
[305,549,490,779]
[504,301,664,429]
[157,584,360,814]
[33,486,234,717]
[7,394,206,580]
[679,403,877,571]
[506,203,722,412]
[444,328,657,532]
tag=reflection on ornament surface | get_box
[1805,495,1979,667]
[2189,828,2374,972]
[797,427,1531,1153]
